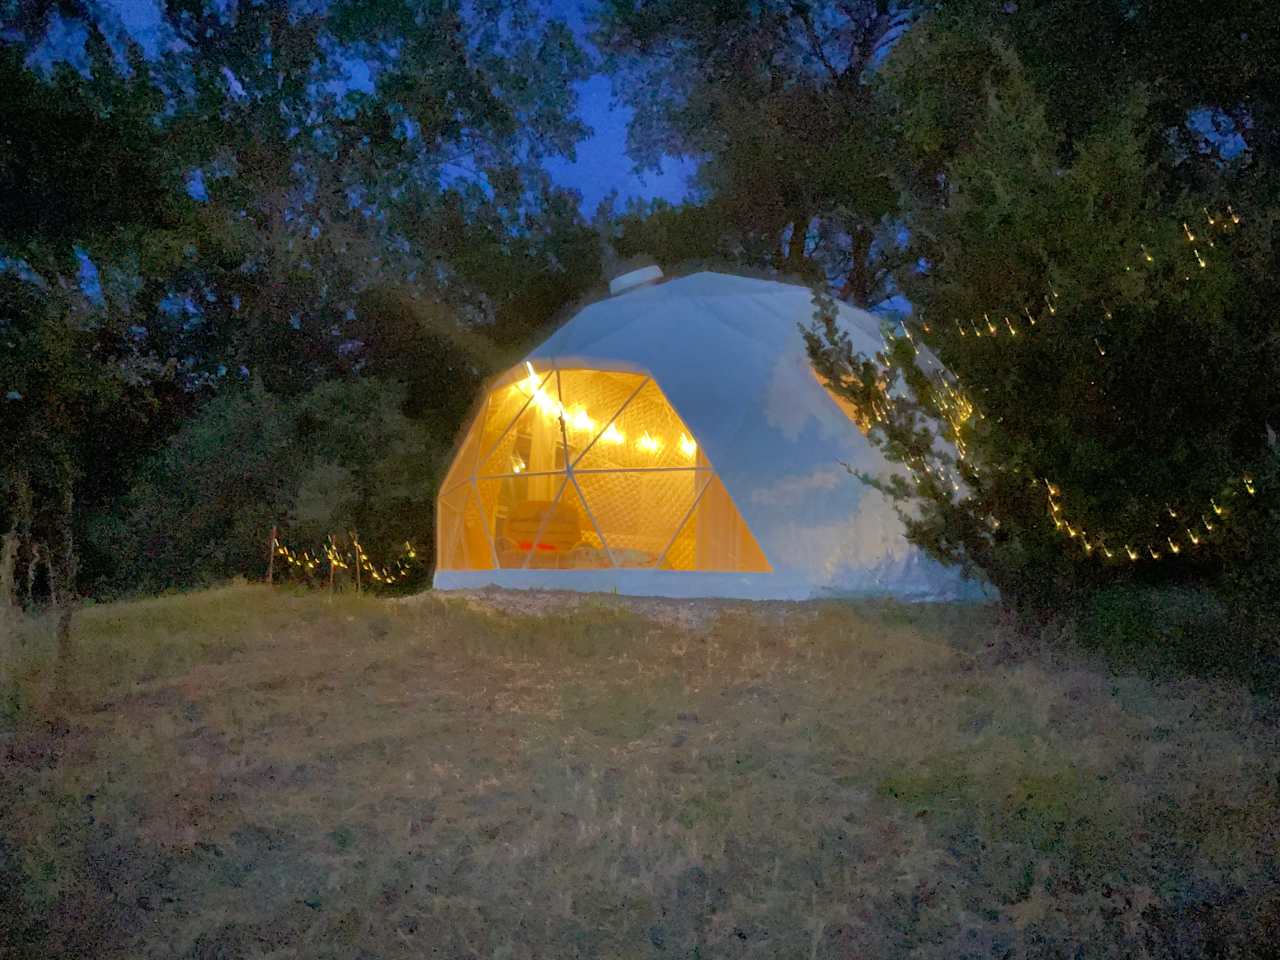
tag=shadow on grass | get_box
[1073,586,1280,698]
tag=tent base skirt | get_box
[431,569,988,602]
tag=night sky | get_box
[77,0,696,212]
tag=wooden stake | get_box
[266,525,277,585]
[351,530,361,595]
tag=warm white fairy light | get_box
[637,431,663,453]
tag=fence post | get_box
[266,525,277,585]
[328,536,336,599]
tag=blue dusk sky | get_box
[64,0,696,212]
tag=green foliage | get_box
[596,0,907,302]
[805,10,1280,621]
[1075,586,1230,671]
[1,1,601,601]
[98,378,439,594]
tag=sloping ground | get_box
[2,585,1278,959]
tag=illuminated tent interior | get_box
[436,364,769,575]
[434,269,987,601]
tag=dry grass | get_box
[2,584,1279,959]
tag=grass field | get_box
[2,584,1279,958]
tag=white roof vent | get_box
[609,264,663,296]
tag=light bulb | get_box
[637,431,663,454]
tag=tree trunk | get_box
[784,215,812,277]
[840,225,874,308]
[26,542,42,608]
[266,525,277,584]
[1,529,18,646]
[52,482,77,663]
[1,529,18,611]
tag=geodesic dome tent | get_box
[433,269,985,601]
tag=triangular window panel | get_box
[575,378,701,472]
[477,371,566,479]
[475,474,571,569]
[473,368,555,473]
[575,469,709,568]
[438,401,487,496]
[459,486,495,570]
[553,480,611,569]
[659,481,709,571]
[556,369,648,464]
[688,474,772,572]
[435,485,468,570]
[437,484,494,571]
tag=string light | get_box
[954,205,1238,344]
[1040,474,1255,563]
[636,431,663,453]
[870,205,1254,567]
[272,534,422,588]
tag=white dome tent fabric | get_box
[433,269,986,601]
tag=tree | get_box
[805,10,1280,614]
[3,0,601,605]
[596,0,910,304]
[0,32,194,647]
[102,377,439,593]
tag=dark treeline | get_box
[4,1,1280,670]
[1,0,605,615]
